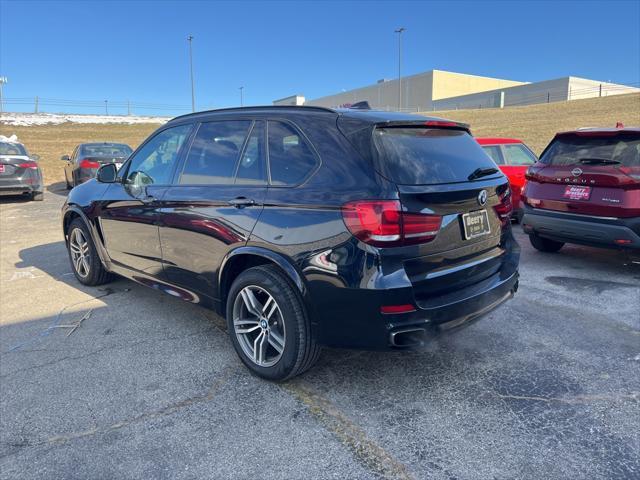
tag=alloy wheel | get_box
[232,285,286,367]
[69,228,91,278]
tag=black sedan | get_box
[62,142,132,189]
[0,140,44,201]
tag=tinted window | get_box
[125,124,192,186]
[482,145,505,165]
[0,142,27,156]
[268,121,318,186]
[180,120,251,185]
[503,144,536,166]
[81,144,132,157]
[374,128,500,185]
[541,134,640,167]
[236,121,266,185]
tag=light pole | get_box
[394,27,406,111]
[0,76,7,114]
[239,86,244,107]
[104,100,108,115]
[187,35,195,112]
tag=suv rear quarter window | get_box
[268,121,319,186]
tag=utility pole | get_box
[395,28,406,111]
[127,100,131,116]
[239,86,244,107]
[187,35,195,112]
[0,76,7,114]
[104,100,108,115]
[35,96,39,113]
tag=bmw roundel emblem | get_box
[572,167,583,177]
[477,190,488,206]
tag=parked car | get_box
[0,138,44,201]
[62,142,132,189]
[522,125,640,252]
[477,137,537,222]
[61,106,520,380]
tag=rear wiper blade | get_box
[468,167,499,181]
[578,157,621,165]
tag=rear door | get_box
[526,132,640,217]
[372,126,514,301]
[158,119,267,301]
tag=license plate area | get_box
[562,185,591,201]
[462,209,491,240]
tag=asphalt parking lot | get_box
[1,185,639,480]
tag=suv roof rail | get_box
[170,105,337,122]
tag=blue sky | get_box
[1,0,639,115]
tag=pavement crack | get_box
[283,380,414,480]
[0,367,235,455]
[494,391,640,404]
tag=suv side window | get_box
[125,124,192,187]
[504,144,536,166]
[482,145,505,165]
[180,120,252,185]
[268,121,318,186]
[235,121,267,185]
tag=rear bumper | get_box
[522,206,640,249]
[0,183,40,196]
[311,237,520,350]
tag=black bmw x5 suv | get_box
[62,106,520,380]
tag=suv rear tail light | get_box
[494,188,513,226]
[79,159,100,169]
[619,166,640,181]
[18,161,38,169]
[342,200,442,247]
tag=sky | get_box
[1,0,639,115]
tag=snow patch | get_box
[1,112,170,127]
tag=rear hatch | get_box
[361,123,515,309]
[524,130,640,218]
[80,155,128,171]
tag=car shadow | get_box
[0,193,32,204]
[46,181,69,197]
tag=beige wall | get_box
[431,70,526,100]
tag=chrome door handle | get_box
[229,197,255,208]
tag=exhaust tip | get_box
[390,328,426,348]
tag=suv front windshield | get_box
[541,134,640,167]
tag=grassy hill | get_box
[424,93,640,155]
[2,93,638,187]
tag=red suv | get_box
[477,138,537,222]
[522,125,640,252]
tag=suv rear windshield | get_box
[541,134,640,167]
[373,127,500,185]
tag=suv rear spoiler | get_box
[374,119,470,133]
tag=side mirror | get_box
[96,163,118,183]
[31,154,41,161]
[61,155,70,161]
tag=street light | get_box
[239,86,244,107]
[187,35,195,112]
[0,76,7,114]
[394,27,406,111]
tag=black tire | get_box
[226,265,321,381]
[31,191,44,201]
[529,233,564,253]
[66,218,113,286]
